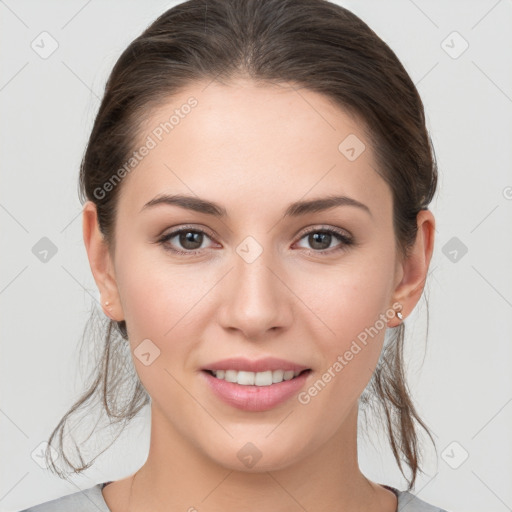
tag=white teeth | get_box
[210,369,304,386]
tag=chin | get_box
[204,438,308,473]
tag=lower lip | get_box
[201,370,311,412]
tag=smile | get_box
[205,369,311,386]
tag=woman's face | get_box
[87,78,418,472]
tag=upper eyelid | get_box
[160,224,216,241]
[160,224,350,237]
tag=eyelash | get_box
[155,225,354,257]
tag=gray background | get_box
[1,1,511,511]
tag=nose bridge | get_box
[219,234,290,337]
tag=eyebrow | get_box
[140,193,372,218]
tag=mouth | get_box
[201,367,312,411]
[202,368,312,386]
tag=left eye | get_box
[295,228,353,253]
[156,226,353,255]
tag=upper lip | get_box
[202,357,310,373]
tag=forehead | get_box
[117,78,392,222]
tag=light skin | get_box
[83,78,435,512]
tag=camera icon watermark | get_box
[134,338,161,366]
[236,236,263,264]
[442,236,468,263]
[31,31,59,59]
[31,441,58,469]
[441,441,469,469]
[338,134,366,161]
[32,237,58,263]
[237,442,262,468]
[441,31,469,59]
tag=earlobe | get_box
[82,201,123,321]
[389,209,435,325]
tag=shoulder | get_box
[396,488,449,512]
[17,483,111,512]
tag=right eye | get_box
[156,227,217,255]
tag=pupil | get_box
[181,231,202,249]
[310,232,330,250]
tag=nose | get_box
[217,246,294,340]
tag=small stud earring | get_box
[103,301,114,319]
[396,311,403,320]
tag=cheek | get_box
[294,253,395,393]
[113,251,204,398]
[298,257,394,344]
[114,246,196,342]
[295,272,392,432]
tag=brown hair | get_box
[46,0,438,490]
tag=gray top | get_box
[18,482,449,511]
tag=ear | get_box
[389,209,435,326]
[82,201,123,322]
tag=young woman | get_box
[20,0,448,510]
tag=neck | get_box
[126,403,393,512]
